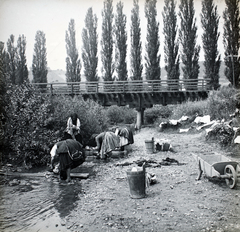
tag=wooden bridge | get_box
[33,79,210,128]
[33,79,210,107]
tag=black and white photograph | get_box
[0,0,239,231]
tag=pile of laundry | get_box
[158,113,240,146]
[205,121,239,146]
[159,115,200,132]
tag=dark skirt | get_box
[59,152,85,180]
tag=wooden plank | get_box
[70,173,89,179]
[0,172,89,179]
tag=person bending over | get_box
[94,131,120,159]
[50,139,85,182]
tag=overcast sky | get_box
[0,0,226,73]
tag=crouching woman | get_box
[50,139,85,182]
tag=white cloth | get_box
[66,117,81,136]
[194,115,211,124]
[50,144,58,158]
[234,136,240,144]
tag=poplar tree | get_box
[101,0,114,81]
[65,19,81,82]
[0,42,6,144]
[178,0,200,88]
[0,42,7,115]
[130,0,143,80]
[201,0,221,90]
[223,0,240,88]
[145,0,160,80]
[82,8,98,82]
[115,1,128,81]
[32,31,48,85]
[7,34,17,84]
[16,35,29,84]
[162,0,180,82]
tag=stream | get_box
[0,172,83,232]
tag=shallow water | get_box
[0,174,82,232]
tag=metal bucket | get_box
[145,138,154,153]
[126,167,146,199]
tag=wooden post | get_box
[136,94,144,130]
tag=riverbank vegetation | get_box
[0,83,238,168]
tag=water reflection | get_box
[0,175,82,231]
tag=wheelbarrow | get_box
[193,154,240,189]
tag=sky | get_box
[0,0,226,74]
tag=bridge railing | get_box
[32,79,210,95]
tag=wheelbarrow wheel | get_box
[224,165,237,189]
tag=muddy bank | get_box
[1,127,240,232]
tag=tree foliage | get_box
[0,42,8,89]
[162,0,180,81]
[7,35,17,85]
[130,0,143,80]
[65,19,81,82]
[115,1,128,81]
[178,0,200,81]
[4,83,52,166]
[82,8,99,82]
[0,42,7,147]
[2,83,109,166]
[145,0,161,80]
[223,0,240,88]
[32,31,48,85]
[16,35,29,84]
[101,0,114,81]
[201,0,221,90]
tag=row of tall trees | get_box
[0,0,239,89]
[0,31,48,86]
[0,35,29,85]
[71,0,240,89]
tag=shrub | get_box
[123,107,137,124]
[106,105,124,124]
[3,84,108,167]
[207,86,236,120]
[206,123,234,147]
[4,83,53,166]
[105,105,136,125]
[144,105,172,124]
[50,95,108,142]
[171,100,209,120]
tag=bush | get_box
[144,105,172,124]
[207,86,236,120]
[4,83,53,166]
[123,107,137,124]
[50,95,108,142]
[105,105,137,125]
[3,84,108,167]
[171,100,208,120]
[106,105,124,124]
[206,123,234,147]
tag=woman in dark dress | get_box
[50,139,85,182]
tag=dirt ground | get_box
[60,127,240,232]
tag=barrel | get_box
[145,138,154,153]
[126,167,146,199]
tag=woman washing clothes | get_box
[64,113,82,144]
[115,126,134,151]
[50,139,85,182]
[93,131,120,159]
